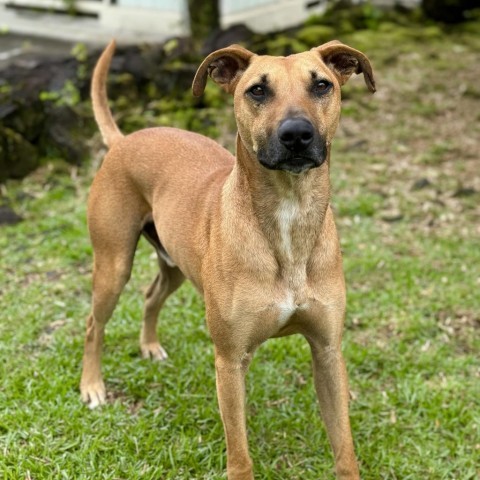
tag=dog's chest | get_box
[275,197,316,261]
[276,290,308,327]
[276,198,299,260]
[274,197,315,280]
[273,199,317,327]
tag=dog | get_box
[80,39,375,480]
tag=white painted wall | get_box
[117,0,182,9]
[100,9,186,37]
[222,0,326,33]
[98,0,186,36]
[223,0,275,14]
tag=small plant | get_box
[71,43,88,81]
[39,80,81,107]
[62,0,77,16]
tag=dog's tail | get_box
[91,40,123,147]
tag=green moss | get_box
[0,127,39,180]
[343,29,384,52]
[410,24,444,40]
[417,142,458,165]
[463,86,480,99]
[263,36,309,56]
[456,18,480,34]
[39,80,81,108]
[0,83,12,96]
[202,82,229,109]
[296,25,336,47]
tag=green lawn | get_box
[1,21,479,480]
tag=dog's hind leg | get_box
[140,224,185,360]
[80,183,143,408]
[140,261,184,360]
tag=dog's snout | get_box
[278,118,315,153]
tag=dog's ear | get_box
[312,40,376,93]
[192,44,255,96]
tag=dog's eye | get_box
[248,85,266,98]
[313,80,332,95]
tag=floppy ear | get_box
[192,44,255,96]
[312,40,376,93]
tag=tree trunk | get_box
[188,0,221,47]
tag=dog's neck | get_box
[224,135,332,284]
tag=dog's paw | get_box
[141,342,168,361]
[81,381,107,409]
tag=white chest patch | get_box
[276,199,300,258]
[276,291,309,327]
[277,291,296,326]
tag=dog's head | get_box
[193,41,375,175]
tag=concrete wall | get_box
[222,0,327,33]
[98,2,187,38]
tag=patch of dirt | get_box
[435,309,480,353]
[38,319,67,346]
[106,390,145,415]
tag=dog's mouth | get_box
[258,153,325,175]
[274,156,320,174]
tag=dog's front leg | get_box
[215,350,254,480]
[309,340,360,480]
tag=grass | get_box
[1,21,480,480]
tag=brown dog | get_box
[81,39,375,479]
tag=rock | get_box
[42,105,89,165]
[0,204,23,225]
[381,212,404,223]
[411,178,432,191]
[0,126,39,181]
[202,24,254,54]
[296,25,336,47]
[452,186,476,197]
[263,36,309,56]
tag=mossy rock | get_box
[304,14,324,27]
[296,25,337,47]
[147,98,183,114]
[456,19,480,35]
[377,21,404,33]
[3,103,45,143]
[118,107,150,134]
[263,36,309,56]
[0,126,39,181]
[202,82,229,109]
[109,73,139,102]
[346,29,385,52]
[406,24,444,41]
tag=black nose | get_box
[277,118,315,153]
